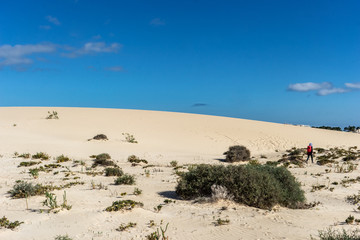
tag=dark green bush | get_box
[176,164,305,209]
[105,167,123,177]
[92,153,117,167]
[314,228,360,240]
[115,174,135,185]
[8,181,46,198]
[93,134,108,140]
[56,155,70,163]
[105,200,143,212]
[128,155,148,164]
[32,152,50,160]
[223,145,251,162]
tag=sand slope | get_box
[1,107,360,240]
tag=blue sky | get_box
[1,0,359,127]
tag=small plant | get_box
[214,218,230,226]
[105,200,143,212]
[346,215,355,224]
[223,145,251,162]
[18,153,31,159]
[0,216,24,230]
[164,199,174,204]
[60,191,72,210]
[170,161,178,167]
[56,155,70,163]
[43,192,59,210]
[145,223,169,240]
[46,111,59,119]
[32,152,50,160]
[18,161,40,167]
[54,235,73,240]
[116,222,137,231]
[92,153,117,167]
[260,155,267,159]
[145,169,150,177]
[114,174,135,185]
[128,155,148,165]
[8,181,43,198]
[133,188,142,195]
[211,184,234,202]
[29,168,39,179]
[154,204,163,212]
[92,134,108,140]
[105,167,123,177]
[314,228,360,240]
[122,133,138,143]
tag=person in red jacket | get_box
[306,143,314,163]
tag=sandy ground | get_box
[1,107,360,240]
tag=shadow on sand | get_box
[158,191,180,200]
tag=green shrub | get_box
[314,228,360,240]
[128,155,148,164]
[0,216,23,230]
[18,153,31,159]
[18,161,40,167]
[92,153,117,167]
[56,155,70,163]
[46,111,59,119]
[92,134,108,140]
[105,200,143,212]
[122,133,138,143]
[223,145,250,162]
[105,167,123,176]
[54,235,73,240]
[114,174,135,185]
[176,164,305,209]
[8,181,45,198]
[32,152,50,160]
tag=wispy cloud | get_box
[46,16,61,25]
[62,42,122,58]
[288,81,359,96]
[104,66,123,72]
[0,44,55,66]
[150,18,165,26]
[192,103,208,107]
[345,82,360,89]
[288,82,332,92]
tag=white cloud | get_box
[345,82,360,89]
[105,66,123,72]
[46,16,61,25]
[317,88,348,96]
[62,42,122,58]
[288,82,332,92]
[0,44,55,66]
[150,18,165,26]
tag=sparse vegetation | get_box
[128,155,148,165]
[105,200,143,212]
[133,187,142,195]
[145,223,169,240]
[114,174,135,185]
[223,145,251,162]
[0,216,23,230]
[56,155,70,163]
[122,133,138,143]
[91,153,118,167]
[92,134,108,140]
[313,228,360,240]
[105,167,123,176]
[116,222,137,231]
[32,152,50,160]
[18,161,40,167]
[170,160,178,167]
[18,153,31,159]
[46,111,59,119]
[346,215,355,224]
[176,164,305,209]
[214,218,230,226]
[54,235,73,240]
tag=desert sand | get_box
[1,107,360,240]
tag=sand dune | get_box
[1,107,360,239]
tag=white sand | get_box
[1,107,360,239]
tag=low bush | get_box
[105,167,123,177]
[223,145,250,162]
[46,111,59,119]
[92,134,108,140]
[0,216,23,230]
[92,153,117,167]
[313,228,360,240]
[32,152,50,160]
[56,155,70,163]
[114,174,135,185]
[128,155,148,164]
[105,200,143,212]
[8,181,45,198]
[176,164,305,209]
[18,161,40,167]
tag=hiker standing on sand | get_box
[306,143,314,163]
